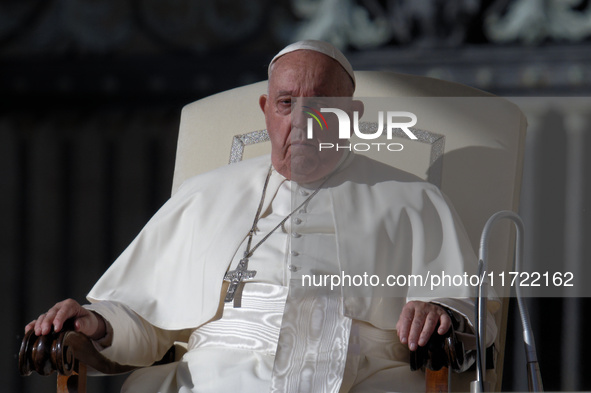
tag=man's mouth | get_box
[290,140,316,147]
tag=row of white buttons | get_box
[290,186,309,272]
[292,216,303,238]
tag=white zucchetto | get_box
[268,40,356,89]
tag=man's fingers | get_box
[25,320,36,334]
[395,305,414,345]
[74,315,93,335]
[397,302,454,351]
[75,311,107,340]
[417,312,440,346]
[437,312,452,335]
[34,313,47,336]
[25,299,105,340]
[407,310,427,351]
[28,299,84,336]
[39,305,62,335]
[53,305,76,332]
[42,306,63,335]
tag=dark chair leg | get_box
[57,363,86,393]
[425,366,448,393]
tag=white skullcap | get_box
[268,40,356,89]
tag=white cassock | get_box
[86,152,498,392]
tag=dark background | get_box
[2,1,591,391]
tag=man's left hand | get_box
[396,301,451,351]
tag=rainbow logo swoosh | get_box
[303,106,328,130]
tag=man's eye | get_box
[276,99,291,114]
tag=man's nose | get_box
[290,125,306,142]
[291,105,307,130]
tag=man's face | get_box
[259,50,354,183]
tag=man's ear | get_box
[259,94,268,113]
[352,99,364,118]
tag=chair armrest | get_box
[409,326,473,372]
[19,327,137,377]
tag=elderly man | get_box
[26,41,493,392]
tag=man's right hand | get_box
[24,298,107,340]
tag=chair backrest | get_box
[173,71,527,390]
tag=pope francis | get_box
[25,40,496,392]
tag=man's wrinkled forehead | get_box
[268,40,356,90]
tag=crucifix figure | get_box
[223,256,257,304]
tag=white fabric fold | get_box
[271,281,351,393]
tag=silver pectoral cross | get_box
[223,257,257,303]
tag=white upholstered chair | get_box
[173,71,527,391]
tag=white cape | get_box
[88,154,496,334]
